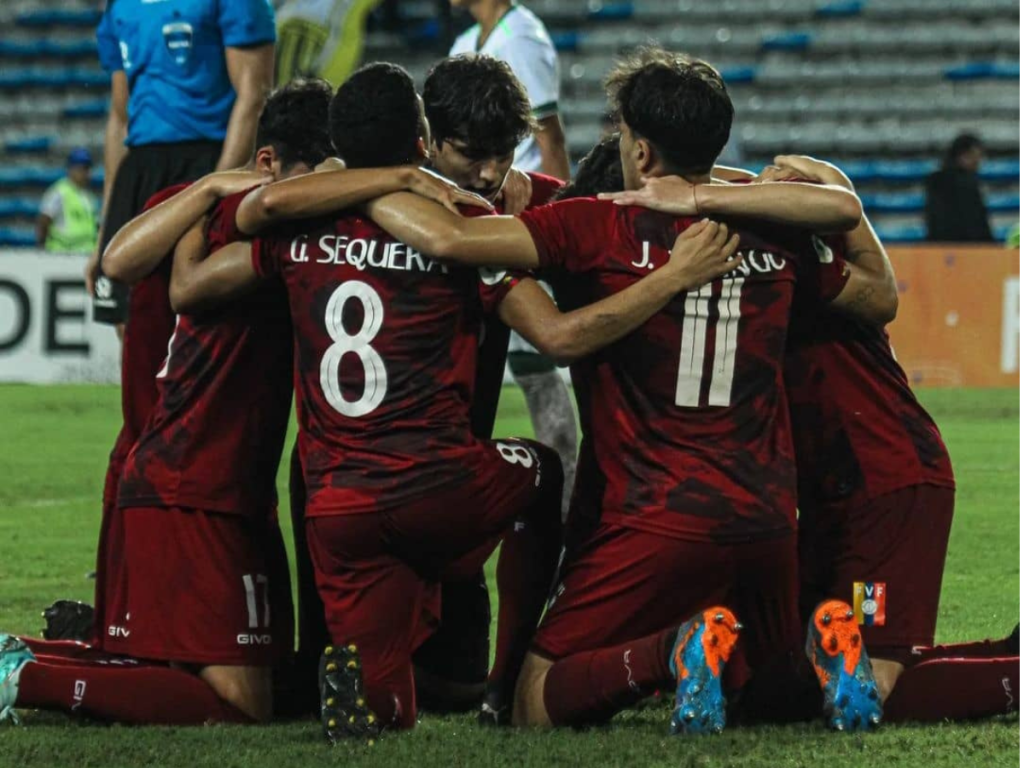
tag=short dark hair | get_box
[945,133,983,167]
[554,134,624,200]
[606,46,733,175]
[424,54,534,160]
[255,78,334,171]
[330,62,425,168]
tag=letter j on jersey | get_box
[852,581,886,626]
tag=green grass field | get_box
[0,384,1018,767]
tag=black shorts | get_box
[94,141,221,324]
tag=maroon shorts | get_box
[306,438,562,727]
[103,506,293,666]
[799,483,954,656]
[532,521,801,689]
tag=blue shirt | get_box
[97,0,276,147]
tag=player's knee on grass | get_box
[512,652,554,728]
[200,665,273,722]
[869,657,905,703]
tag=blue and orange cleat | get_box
[668,607,742,735]
[806,599,883,732]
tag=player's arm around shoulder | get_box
[496,220,741,365]
[772,155,898,326]
[365,192,541,269]
[169,222,262,314]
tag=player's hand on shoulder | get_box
[203,169,269,198]
[315,157,347,173]
[496,168,532,215]
[666,219,743,292]
[406,167,494,215]
[598,175,698,215]
[84,246,101,295]
[771,155,854,191]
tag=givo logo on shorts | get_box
[853,581,886,626]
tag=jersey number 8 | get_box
[321,281,388,417]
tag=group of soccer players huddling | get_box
[1,45,1018,741]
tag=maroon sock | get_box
[885,656,1020,722]
[543,628,676,727]
[17,659,252,724]
[19,637,117,662]
[903,637,1013,664]
[488,476,563,697]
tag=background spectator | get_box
[449,0,570,180]
[35,148,98,254]
[925,133,994,243]
[86,0,276,330]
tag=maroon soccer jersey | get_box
[251,211,515,517]
[519,199,850,543]
[470,171,564,438]
[786,240,955,508]
[106,183,190,475]
[118,190,293,516]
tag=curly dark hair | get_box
[255,77,334,172]
[330,62,427,168]
[606,46,733,175]
[554,134,625,200]
[424,54,534,160]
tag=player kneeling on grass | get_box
[149,61,750,739]
[343,47,910,734]
[0,80,338,727]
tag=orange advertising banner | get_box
[885,246,1020,388]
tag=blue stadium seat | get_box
[0,69,108,89]
[945,61,1020,80]
[994,223,1016,242]
[874,222,926,243]
[762,31,813,52]
[64,99,110,119]
[837,160,877,182]
[986,193,1020,213]
[5,136,53,154]
[0,167,103,188]
[816,0,865,17]
[0,227,37,246]
[874,159,937,181]
[550,31,580,52]
[0,39,99,58]
[16,9,102,27]
[861,192,925,213]
[980,159,1020,181]
[588,2,634,21]
[719,65,757,84]
[0,198,39,218]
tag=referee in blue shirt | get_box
[87,0,276,326]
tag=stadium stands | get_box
[0,0,1017,243]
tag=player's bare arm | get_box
[772,154,898,326]
[534,114,571,181]
[498,220,742,364]
[169,223,262,314]
[235,167,493,235]
[599,174,862,233]
[216,44,274,172]
[366,191,541,269]
[85,70,129,294]
[103,171,267,285]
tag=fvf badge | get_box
[853,582,886,626]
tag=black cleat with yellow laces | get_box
[319,644,381,745]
